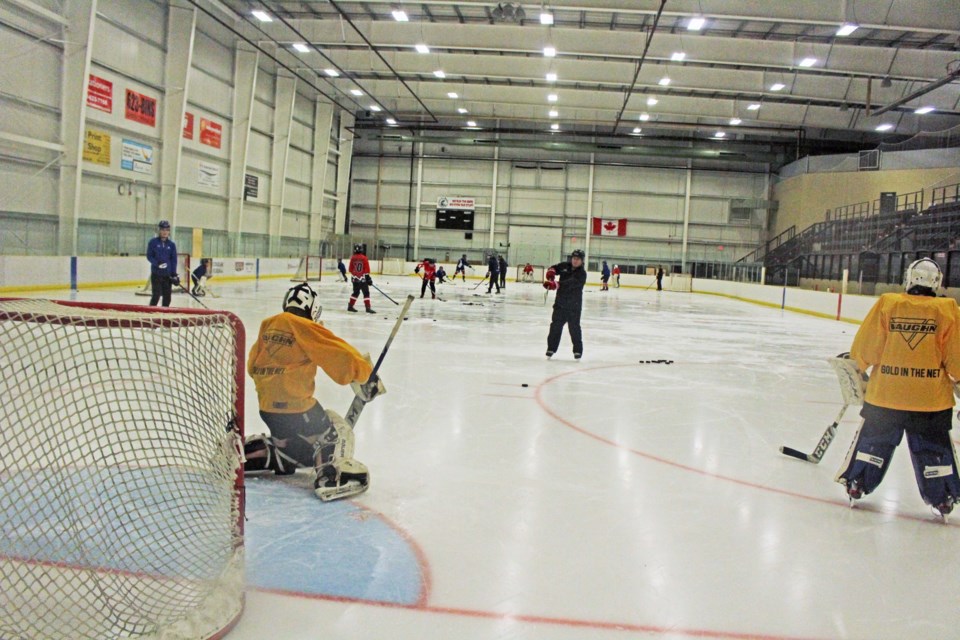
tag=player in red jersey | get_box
[415,258,438,299]
[347,244,375,314]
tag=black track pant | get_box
[420,278,436,297]
[149,274,172,307]
[349,279,371,307]
[547,306,583,354]
[487,273,500,293]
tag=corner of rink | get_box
[244,476,428,605]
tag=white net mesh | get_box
[291,256,322,282]
[516,265,545,283]
[380,258,405,275]
[0,299,244,640]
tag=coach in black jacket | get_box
[544,249,587,360]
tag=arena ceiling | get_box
[201,0,960,159]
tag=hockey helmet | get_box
[353,243,367,255]
[157,220,171,230]
[570,249,585,260]
[904,258,942,293]
[284,283,322,322]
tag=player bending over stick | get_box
[835,258,960,521]
[244,283,385,501]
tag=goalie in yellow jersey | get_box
[244,283,385,501]
[836,258,960,520]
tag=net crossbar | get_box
[0,298,245,640]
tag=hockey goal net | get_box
[516,264,546,283]
[379,257,406,275]
[0,298,245,640]
[135,253,191,296]
[291,255,322,282]
[666,273,693,292]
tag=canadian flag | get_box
[592,217,627,236]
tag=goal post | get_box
[291,255,322,282]
[135,253,191,296]
[516,264,546,283]
[0,298,246,640]
[379,257,406,275]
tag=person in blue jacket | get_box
[191,258,213,295]
[146,220,179,307]
[337,258,349,282]
[601,260,611,291]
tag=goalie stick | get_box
[780,356,867,464]
[174,280,210,309]
[343,294,414,429]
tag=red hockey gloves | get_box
[543,280,558,290]
[545,267,557,281]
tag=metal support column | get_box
[159,2,197,236]
[57,0,97,255]
[226,45,258,255]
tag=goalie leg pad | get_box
[243,434,300,476]
[835,405,904,495]
[904,409,959,507]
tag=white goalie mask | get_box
[903,258,942,293]
[283,283,322,321]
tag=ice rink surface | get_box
[18,274,960,640]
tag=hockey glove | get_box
[351,374,386,402]
[545,267,557,281]
[414,266,421,274]
[170,275,181,287]
[365,274,373,286]
[543,280,558,290]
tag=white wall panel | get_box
[247,131,272,172]
[188,68,233,117]
[91,19,164,88]
[0,25,61,109]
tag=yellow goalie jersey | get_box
[851,293,960,412]
[248,312,372,413]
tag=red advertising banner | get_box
[183,112,194,140]
[199,118,222,149]
[87,74,113,113]
[125,89,157,127]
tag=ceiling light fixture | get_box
[550,123,560,130]
[434,70,446,78]
[392,10,409,22]
[457,107,469,114]
[671,52,686,62]
[714,131,725,138]
[687,16,705,31]
[415,44,430,54]
[386,118,397,125]
[292,43,310,53]
[639,113,650,121]
[915,106,935,115]
[730,118,741,125]
[770,83,785,91]
[747,103,761,110]
[491,2,525,23]
[659,77,671,86]
[350,89,363,96]
[880,77,893,88]
[875,123,894,131]
[540,11,553,25]
[369,105,382,112]
[836,24,858,36]
[549,109,558,117]
[799,57,817,67]
[447,92,459,99]
[467,120,477,127]
[543,46,556,57]
[324,69,339,77]
[547,93,558,102]
[632,127,642,134]
[251,10,272,21]
[647,97,658,106]
[546,72,557,82]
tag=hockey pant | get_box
[349,279,371,309]
[149,274,173,307]
[455,267,466,281]
[420,278,436,297]
[244,402,335,473]
[487,273,500,293]
[835,403,960,506]
[547,306,583,355]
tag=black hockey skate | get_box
[933,498,955,523]
[846,479,864,507]
[545,350,554,359]
[365,307,376,314]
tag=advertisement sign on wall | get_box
[120,139,153,174]
[183,112,194,140]
[125,89,157,127]
[244,174,259,200]
[82,129,111,166]
[198,161,220,188]
[86,75,113,113]
[199,118,222,148]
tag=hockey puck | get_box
[521,383,529,387]
[404,317,409,320]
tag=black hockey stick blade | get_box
[344,295,414,428]
[779,445,817,463]
[779,408,845,464]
